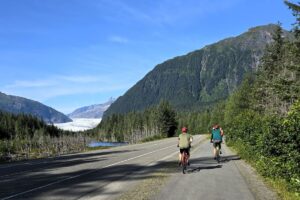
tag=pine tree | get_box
[156,100,178,137]
[224,75,254,125]
[282,1,300,110]
[285,1,300,40]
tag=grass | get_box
[267,178,300,200]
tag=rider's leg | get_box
[179,149,183,165]
[213,147,217,158]
[213,143,217,158]
[187,150,190,165]
[215,143,221,158]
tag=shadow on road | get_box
[188,164,222,173]
[177,155,240,174]
[0,149,241,199]
[187,155,240,165]
[220,155,241,162]
[0,149,138,177]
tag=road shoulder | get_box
[224,145,279,200]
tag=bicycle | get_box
[211,140,221,163]
[180,150,188,174]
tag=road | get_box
[0,135,277,200]
[154,139,278,200]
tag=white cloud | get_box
[5,75,104,89]
[2,74,133,101]
[99,0,243,27]
[108,35,129,44]
[6,79,56,88]
[57,75,102,83]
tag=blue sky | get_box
[0,0,296,114]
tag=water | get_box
[88,141,128,147]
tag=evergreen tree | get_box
[285,1,300,40]
[156,100,178,137]
[253,22,300,115]
[260,23,284,79]
[224,75,254,125]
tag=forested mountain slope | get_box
[0,92,71,123]
[104,24,292,117]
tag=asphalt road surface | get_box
[0,135,277,200]
[155,139,277,200]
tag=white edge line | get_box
[0,139,171,170]
[1,145,175,200]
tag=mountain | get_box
[104,24,292,117]
[68,98,114,119]
[0,92,72,123]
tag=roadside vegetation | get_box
[0,111,92,162]
[224,1,300,198]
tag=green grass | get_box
[267,178,299,200]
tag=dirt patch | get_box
[118,162,178,200]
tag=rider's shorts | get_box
[180,148,190,155]
[213,140,222,149]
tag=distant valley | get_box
[54,99,114,131]
[0,90,114,131]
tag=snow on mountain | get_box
[68,98,114,119]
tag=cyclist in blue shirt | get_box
[210,124,224,159]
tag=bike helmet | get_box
[181,127,188,133]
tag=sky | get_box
[0,0,296,114]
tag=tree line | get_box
[223,1,300,196]
[87,100,177,143]
[0,111,92,161]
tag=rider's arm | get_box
[189,136,193,147]
[220,128,224,142]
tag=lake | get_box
[88,141,128,147]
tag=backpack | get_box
[179,133,190,148]
[212,128,222,141]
